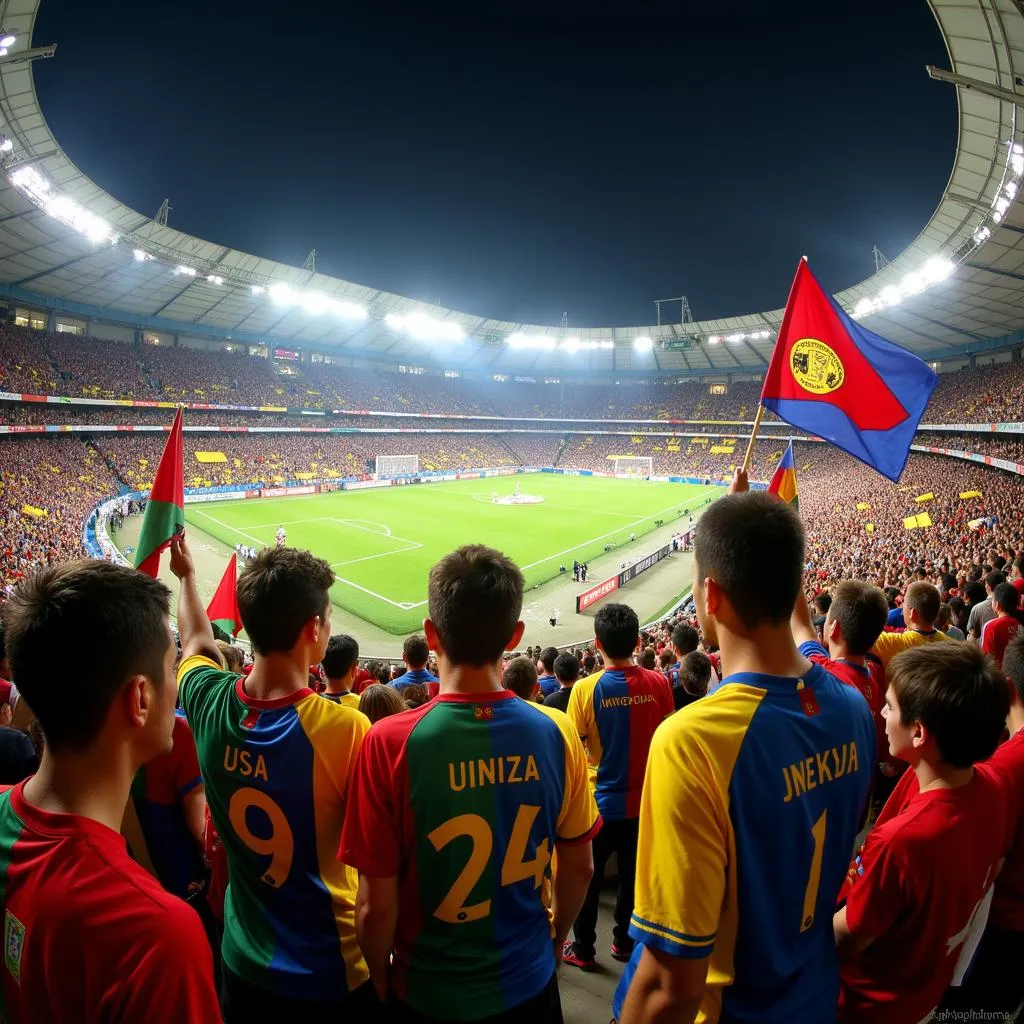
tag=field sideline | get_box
[181,476,716,633]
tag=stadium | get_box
[2,0,1024,1021]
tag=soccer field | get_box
[183,475,717,634]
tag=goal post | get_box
[375,454,419,477]
[614,456,653,478]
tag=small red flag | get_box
[207,553,242,637]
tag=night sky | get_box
[32,0,954,327]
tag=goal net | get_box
[375,454,419,477]
[614,456,653,477]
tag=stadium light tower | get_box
[654,295,694,327]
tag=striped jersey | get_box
[628,663,875,1023]
[177,655,370,999]
[567,666,673,820]
[341,690,600,1020]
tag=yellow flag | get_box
[865,523,875,533]
[856,502,870,511]
[914,493,934,503]
[959,490,982,499]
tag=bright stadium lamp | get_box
[206,274,224,285]
[250,285,265,296]
[1012,152,1024,176]
[921,256,954,284]
[268,282,294,304]
[0,34,15,48]
[133,249,152,262]
[0,136,12,153]
[175,265,197,277]
[899,270,927,297]
[726,332,745,343]
[879,285,902,307]
[974,226,991,245]
[853,298,875,318]
[560,336,581,353]
[330,298,367,319]
[706,335,722,344]
[634,335,653,352]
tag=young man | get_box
[870,581,948,670]
[341,544,599,1024]
[980,582,1021,667]
[673,650,711,711]
[320,634,363,709]
[665,622,698,687]
[537,646,560,698]
[563,602,674,972]
[619,479,875,1024]
[503,655,540,701]
[544,652,580,713]
[0,560,219,1022]
[967,570,1006,642]
[792,581,895,815]
[1011,557,1024,597]
[835,643,1012,1024]
[170,537,372,1022]
[941,633,1024,1016]
[391,635,440,691]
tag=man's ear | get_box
[506,621,526,652]
[704,577,723,618]
[827,618,841,647]
[424,618,443,658]
[122,674,150,730]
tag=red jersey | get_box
[987,730,1024,931]
[353,668,374,695]
[1012,577,1024,596]
[0,782,220,1023]
[838,766,1014,1024]
[981,613,1021,667]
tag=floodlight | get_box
[206,274,223,285]
[301,291,329,315]
[725,332,745,343]
[268,282,294,304]
[853,299,875,318]
[899,271,927,297]
[879,285,902,307]
[133,249,150,261]
[560,337,580,353]
[921,256,954,283]
[1013,153,1024,175]
[0,34,15,48]
[331,299,367,319]
[707,335,722,344]
[0,136,12,153]
[995,196,1010,216]
[508,332,555,350]
[175,265,197,277]
[634,335,653,352]
[1013,143,1024,156]
[250,285,265,296]
[973,226,991,245]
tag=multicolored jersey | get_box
[129,712,204,898]
[567,666,673,821]
[340,691,600,1021]
[839,765,1014,1024]
[391,668,439,691]
[629,663,875,1023]
[321,691,361,710]
[988,730,1024,931]
[177,655,370,1000]
[0,781,220,1023]
[870,628,947,670]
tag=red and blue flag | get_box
[767,441,798,508]
[760,260,938,481]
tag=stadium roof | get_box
[0,0,1021,376]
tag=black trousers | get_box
[221,966,378,1024]
[389,970,562,1024]
[572,816,639,959]
[939,923,1024,1018]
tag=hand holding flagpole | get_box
[741,404,766,475]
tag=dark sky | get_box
[32,0,954,327]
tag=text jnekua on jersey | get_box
[782,742,860,803]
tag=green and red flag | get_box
[134,407,184,578]
[207,553,242,636]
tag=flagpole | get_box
[741,404,765,475]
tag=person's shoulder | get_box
[297,691,370,736]
[176,654,232,691]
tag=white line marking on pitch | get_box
[330,542,422,569]
[192,510,266,547]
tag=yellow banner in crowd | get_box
[710,445,735,455]
[690,436,709,444]
[969,517,987,530]
[903,512,933,530]
[195,451,227,464]
[856,502,870,511]
[865,523,875,533]
[21,505,47,518]
[914,493,934,503]
[959,490,982,499]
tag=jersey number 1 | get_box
[800,810,827,933]
[428,805,550,924]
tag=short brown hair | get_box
[428,545,524,666]
[902,581,941,628]
[888,643,1008,768]
[402,634,430,668]
[358,683,405,724]
[827,581,888,655]
[216,640,244,673]
[503,656,538,700]
[680,651,712,697]
[237,548,334,655]
[2,561,171,752]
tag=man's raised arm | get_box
[168,536,221,665]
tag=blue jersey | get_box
[391,668,439,690]
[628,662,875,1023]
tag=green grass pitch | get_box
[185,475,715,634]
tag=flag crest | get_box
[760,261,938,481]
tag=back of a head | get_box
[1005,634,1024,706]
[216,640,245,673]
[694,492,805,631]
[238,547,334,655]
[595,603,640,660]
[680,650,712,696]
[828,581,888,656]
[935,603,952,631]
[583,654,597,674]
[965,581,988,607]
[813,593,832,616]
[994,582,1020,616]
[986,570,1007,592]
[402,683,429,709]
[903,581,941,629]
[2,561,171,752]
[884,587,900,609]
[503,656,539,700]
[554,652,580,684]
[671,622,698,657]
[888,642,1009,768]
[539,646,558,674]
[402,634,430,669]
[428,545,524,666]
[358,683,406,724]
[322,634,360,680]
